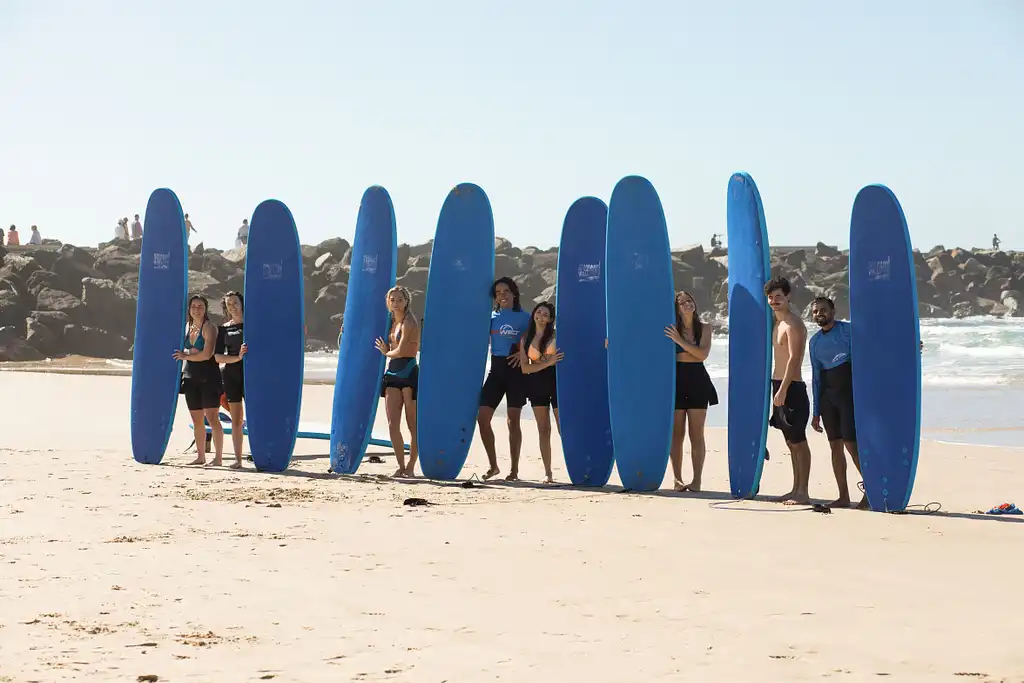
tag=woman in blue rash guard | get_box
[477,277,532,481]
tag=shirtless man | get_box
[764,277,812,505]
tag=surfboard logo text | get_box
[867,256,891,282]
[631,252,648,270]
[452,258,466,271]
[262,262,283,280]
[362,254,378,274]
[577,263,601,282]
[152,252,171,270]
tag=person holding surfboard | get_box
[173,294,225,467]
[215,291,247,469]
[764,277,813,505]
[478,277,531,481]
[809,296,867,509]
[518,301,564,484]
[664,291,718,492]
[374,285,420,478]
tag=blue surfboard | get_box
[330,186,398,474]
[243,199,305,473]
[725,172,772,498]
[130,188,188,465]
[849,185,921,512]
[555,197,615,487]
[605,176,676,492]
[417,183,495,481]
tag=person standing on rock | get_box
[477,277,531,481]
[374,285,420,478]
[808,296,866,509]
[215,291,247,469]
[6,225,19,246]
[131,214,143,240]
[764,276,812,505]
[992,234,1001,250]
[663,290,718,492]
[236,219,249,247]
[173,294,225,467]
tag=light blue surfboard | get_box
[130,188,188,465]
[725,172,772,498]
[556,197,615,487]
[417,183,495,481]
[330,186,398,474]
[849,184,921,512]
[194,415,406,450]
[243,199,305,473]
[605,176,676,492]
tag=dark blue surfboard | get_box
[130,188,188,465]
[555,197,614,486]
[330,186,398,474]
[605,176,676,492]
[417,183,495,481]
[849,185,921,512]
[243,199,305,473]
[725,172,772,498]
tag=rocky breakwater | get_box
[0,237,1020,362]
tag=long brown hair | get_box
[674,291,703,346]
[522,302,556,359]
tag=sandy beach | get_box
[1,369,1022,683]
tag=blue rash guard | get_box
[809,319,853,418]
[489,308,531,357]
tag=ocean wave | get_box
[936,343,1024,359]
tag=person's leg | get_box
[670,410,687,491]
[784,439,812,505]
[402,388,418,476]
[533,404,553,483]
[384,388,407,476]
[228,401,244,468]
[477,406,499,479]
[505,407,523,481]
[685,408,708,492]
[204,406,224,466]
[188,408,207,465]
[829,439,851,506]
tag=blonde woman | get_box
[374,286,420,477]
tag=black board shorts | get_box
[675,361,719,410]
[527,366,558,409]
[183,378,222,411]
[480,355,526,409]
[769,379,809,444]
[222,364,244,403]
[820,363,857,443]
[381,357,418,400]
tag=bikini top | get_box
[185,327,205,351]
[527,340,556,361]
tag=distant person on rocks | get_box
[132,214,143,240]
[808,296,865,509]
[992,234,1001,250]
[237,219,249,247]
[664,290,718,492]
[764,276,812,505]
[215,291,247,469]
[710,233,721,249]
[517,301,563,484]
[7,225,19,246]
[115,218,129,240]
[375,285,420,478]
[185,214,195,235]
[29,225,42,245]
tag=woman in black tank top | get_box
[215,291,247,469]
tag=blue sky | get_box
[1,0,1021,252]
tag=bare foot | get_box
[770,490,797,503]
[686,481,702,493]
[673,479,687,492]
[783,493,812,506]
[856,496,870,510]
[830,496,852,508]
[230,459,243,470]
[207,457,223,467]
[392,467,406,477]
[403,467,417,478]
[505,472,519,482]
[483,467,500,480]
[543,474,554,484]
[188,457,206,466]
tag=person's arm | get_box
[809,335,822,418]
[778,321,807,398]
[381,318,420,359]
[521,340,562,374]
[679,327,712,361]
